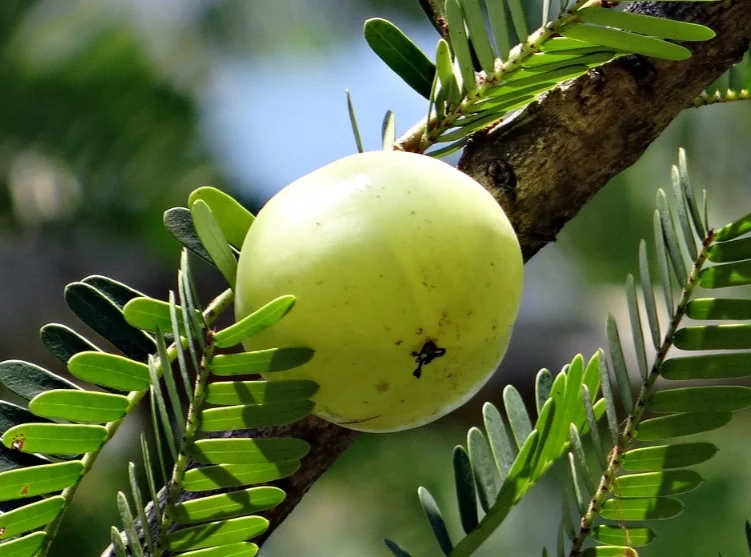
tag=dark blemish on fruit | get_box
[376,382,390,393]
[410,210,416,215]
[316,280,324,285]
[20,485,29,495]
[411,340,447,379]
[11,435,24,451]
[416,327,423,335]
[378,274,384,278]
[339,414,382,425]
[395,340,403,346]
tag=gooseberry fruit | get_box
[235,151,523,432]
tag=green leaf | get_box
[621,443,718,471]
[452,446,478,534]
[182,461,301,492]
[148,359,178,462]
[541,37,600,51]
[177,543,258,557]
[567,453,587,515]
[460,0,496,74]
[123,297,196,335]
[614,470,702,497]
[707,236,751,263]
[676,148,705,239]
[656,189,688,286]
[163,207,214,265]
[213,295,296,348]
[345,90,364,154]
[384,539,413,557]
[654,210,674,315]
[670,166,698,260]
[209,348,314,377]
[82,276,145,310]
[190,438,310,465]
[560,23,691,61]
[40,324,101,365]
[0,461,83,501]
[535,369,553,414]
[674,324,751,350]
[167,516,269,551]
[128,462,153,554]
[647,386,751,413]
[382,110,396,150]
[505,0,529,41]
[638,241,661,349]
[188,187,255,248]
[140,434,162,525]
[662,353,751,380]
[569,424,596,495]
[29,390,129,423]
[68,352,150,392]
[0,532,46,557]
[685,298,751,320]
[363,18,436,99]
[0,360,80,400]
[0,496,64,541]
[467,427,500,512]
[504,385,532,448]
[483,402,513,479]
[172,486,285,524]
[435,39,461,107]
[698,260,751,288]
[598,353,620,446]
[191,200,237,289]
[485,0,510,60]
[600,496,683,521]
[714,212,751,242]
[592,525,655,547]
[204,380,318,406]
[3,423,107,455]
[0,404,51,472]
[582,545,640,556]
[445,0,476,93]
[154,328,185,440]
[117,491,144,557]
[65,282,156,362]
[111,527,127,557]
[635,412,733,441]
[576,8,715,42]
[607,314,634,412]
[198,400,314,431]
[168,291,193,403]
[581,386,607,471]
[418,486,453,556]
[625,276,649,380]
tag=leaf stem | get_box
[39,288,234,557]
[568,230,714,556]
[156,328,218,554]
[691,89,751,108]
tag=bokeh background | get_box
[1,1,750,556]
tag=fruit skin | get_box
[235,151,523,432]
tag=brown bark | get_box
[103,1,751,554]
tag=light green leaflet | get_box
[661,353,751,380]
[182,461,301,492]
[3,423,107,455]
[646,386,751,413]
[576,8,715,42]
[178,543,258,557]
[560,24,690,61]
[213,295,296,348]
[29,390,129,423]
[635,412,733,441]
[620,443,718,471]
[0,461,84,501]
[123,296,199,335]
[599,497,684,521]
[209,348,314,376]
[0,496,65,540]
[191,199,237,288]
[613,470,703,497]
[199,400,315,431]
[171,486,285,523]
[189,186,255,248]
[203,380,318,406]
[166,515,269,551]
[0,531,46,557]
[591,525,655,548]
[68,351,150,391]
[190,438,310,465]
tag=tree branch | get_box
[101,1,750,555]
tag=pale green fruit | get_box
[235,151,523,432]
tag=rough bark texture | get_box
[461,0,751,261]
[103,1,751,555]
